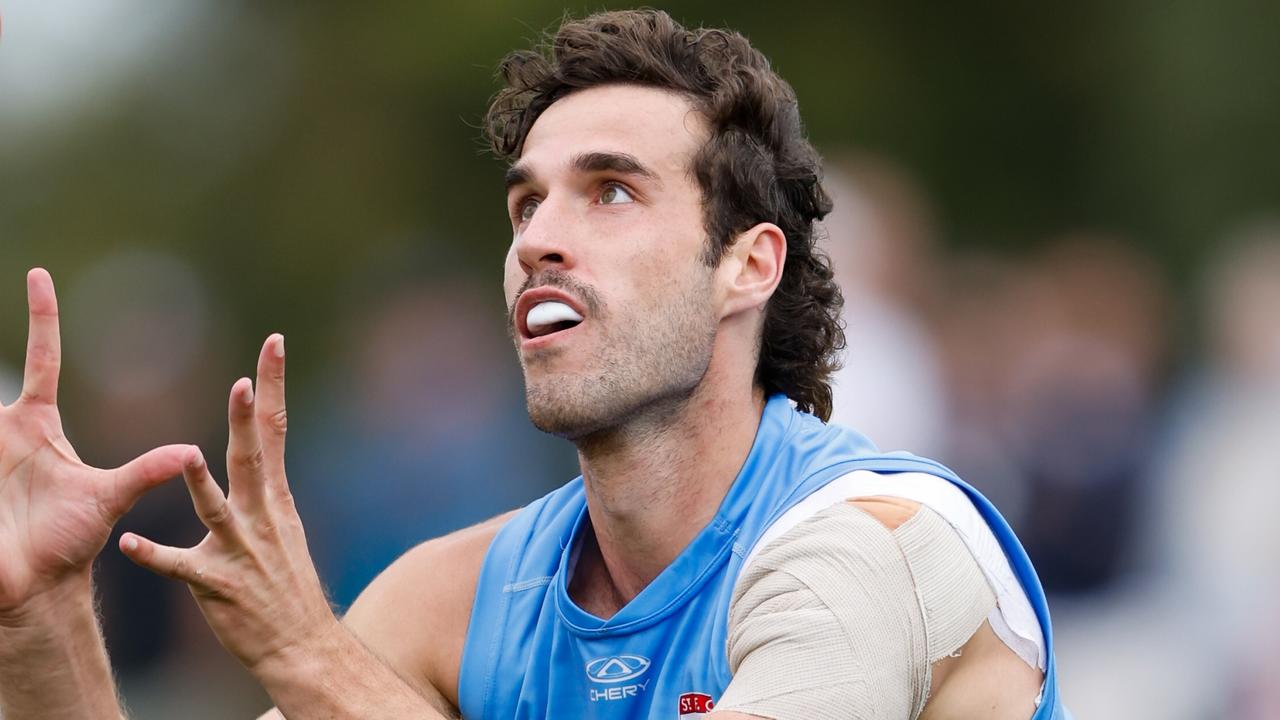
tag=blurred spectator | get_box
[1008,236,1171,593]
[936,236,1170,592]
[291,274,572,609]
[59,250,232,677]
[935,253,1039,524]
[1151,221,1280,717]
[823,155,949,457]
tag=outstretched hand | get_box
[120,334,339,673]
[0,269,192,617]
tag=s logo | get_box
[585,655,651,684]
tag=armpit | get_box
[712,502,995,720]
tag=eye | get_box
[517,197,540,224]
[599,183,635,205]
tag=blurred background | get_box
[2,1,1278,717]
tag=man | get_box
[0,9,1066,719]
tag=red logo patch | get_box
[678,692,715,717]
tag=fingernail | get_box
[273,334,285,358]
[122,536,138,552]
[187,446,205,468]
[240,379,254,404]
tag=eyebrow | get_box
[504,151,662,192]
[504,164,533,191]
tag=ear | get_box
[717,222,786,320]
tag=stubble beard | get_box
[520,273,719,443]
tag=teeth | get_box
[527,301,584,334]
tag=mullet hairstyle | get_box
[484,9,844,420]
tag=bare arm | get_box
[0,269,191,719]
[0,578,123,720]
[247,623,454,719]
[251,511,515,720]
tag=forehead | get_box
[518,84,705,178]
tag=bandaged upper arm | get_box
[713,502,996,720]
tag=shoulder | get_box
[740,470,973,577]
[723,486,1046,719]
[341,510,517,709]
[720,500,945,717]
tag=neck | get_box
[567,380,766,619]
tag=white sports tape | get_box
[738,470,1045,672]
[713,502,996,719]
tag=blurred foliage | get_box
[2,0,1279,388]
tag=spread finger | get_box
[119,533,207,587]
[226,376,267,510]
[183,447,239,539]
[253,334,288,480]
[20,268,62,406]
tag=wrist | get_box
[249,612,349,682]
[0,570,125,720]
[248,620,445,719]
[0,569,94,632]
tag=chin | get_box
[523,381,613,440]
[523,370,706,444]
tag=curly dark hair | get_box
[485,9,844,420]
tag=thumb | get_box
[101,444,199,520]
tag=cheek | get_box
[635,231,708,300]
[627,260,709,322]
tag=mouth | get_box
[516,288,587,346]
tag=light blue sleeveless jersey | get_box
[459,396,1068,719]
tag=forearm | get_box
[252,624,456,719]
[0,575,126,720]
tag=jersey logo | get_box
[586,655,652,702]
[678,692,715,717]
[585,655,651,683]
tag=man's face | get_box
[503,84,721,440]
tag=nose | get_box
[512,197,577,277]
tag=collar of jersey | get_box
[553,394,797,637]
